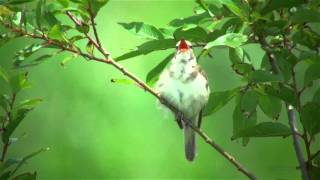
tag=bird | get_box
[155,39,210,161]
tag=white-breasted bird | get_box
[155,39,210,161]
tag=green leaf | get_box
[48,24,66,41]
[229,47,244,63]
[0,170,11,180]
[259,94,282,120]
[168,13,208,27]
[219,0,243,17]
[0,94,10,111]
[86,41,94,56]
[0,5,13,16]
[240,89,259,116]
[115,39,176,61]
[232,103,257,142]
[232,122,291,139]
[89,0,109,17]
[195,0,214,17]
[146,53,174,86]
[173,26,208,42]
[204,33,247,49]
[291,8,320,24]
[11,148,49,177]
[14,44,45,67]
[8,0,36,5]
[232,63,254,75]
[300,102,320,136]
[12,172,37,180]
[249,70,283,83]
[313,88,320,104]
[0,66,9,83]
[264,85,297,107]
[118,22,164,40]
[203,87,240,116]
[304,63,320,86]
[310,166,320,180]
[262,0,304,15]
[60,54,78,67]
[9,73,30,94]
[2,108,31,143]
[292,28,320,50]
[16,98,42,110]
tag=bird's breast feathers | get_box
[156,65,210,118]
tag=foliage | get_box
[0,0,319,179]
[0,67,47,180]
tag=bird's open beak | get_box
[178,39,189,51]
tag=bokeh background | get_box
[0,0,307,179]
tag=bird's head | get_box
[176,39,192,53]
[174,39,196,64]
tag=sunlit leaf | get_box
[204,33,247,49]
[16,98,42,110]
[9,73,31,94]
[86,41,94,56]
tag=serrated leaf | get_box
[115,39,176,61]
[232,122,291,139]
[249,70,283,83]
[240,89,259,115]
[203,87,240,116]
[204,33,247,49]
[259,94,282,120]
[118,22,164,40]
[300,102,320,136]
[146,53,174,86]
[304,63,320,86]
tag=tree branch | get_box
[256,34,310,180]
[1,21,257,180]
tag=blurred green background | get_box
[0,0,303,179]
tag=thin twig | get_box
[1,20,258,180]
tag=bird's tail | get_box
[184,123,196,161]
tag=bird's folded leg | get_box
[175,111,184,129]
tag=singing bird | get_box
[155,39,210,161]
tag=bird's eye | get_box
[189,45,193,49]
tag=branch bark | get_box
[256,34,310,180]
[0,19,258,180]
